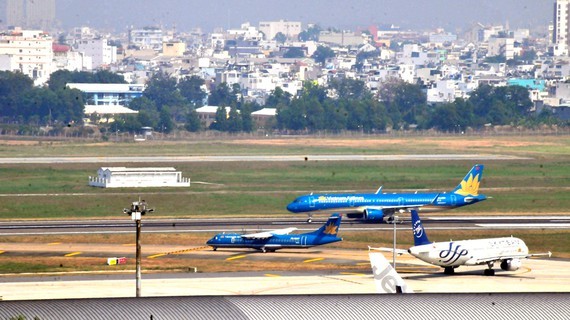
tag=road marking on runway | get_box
[264,273,281,277]
[47,242,61,246]
[148,246,210,259]
[226,255,247,261]
[478,223,570,228]
[0,251,4,255]
[303,257,325,263]
[64,252,82,257]
[340,272,366,276]
[356,262,370,266]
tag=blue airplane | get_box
[287,164,487,223]
[206,213,342,252]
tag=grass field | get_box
[0,134,568,273]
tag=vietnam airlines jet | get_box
[287,164,487,223]
[408,209,551,276]
[206,213,342,252]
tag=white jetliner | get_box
[368,247,413,293]
[409,209,551,275]
[240,227,298,239]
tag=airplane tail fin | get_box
[369,247,413,293]
[410,209,430,246]
[452,164,484,196]
[309,213,342,236]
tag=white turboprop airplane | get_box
[408,209,551,276]
[368,247,413,293]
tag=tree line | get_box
[0,69,565,137]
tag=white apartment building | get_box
[75,38,117,69]
[553,0,570,56]
[258,20,301,40]
[0,29,53,85]
[487,37,515,60]
[129,27,164,51]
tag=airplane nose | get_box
[286,203,296,212]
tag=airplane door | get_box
[309,196,315,208]
[398,197,405,206]
[349,197,355,207]
[302,236,307,246]
[451,195,457,206]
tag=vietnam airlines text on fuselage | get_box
[288,192,484,212]
[286,164,487,222]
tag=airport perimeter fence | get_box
[1,126,570,142]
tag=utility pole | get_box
[124,198,153,297]
[393,215,397,269]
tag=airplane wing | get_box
[368,246,408,256]
[241,227,298,239]
[472,251,552,265]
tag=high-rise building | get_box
[4,0,55,30]
[553,0,570,56]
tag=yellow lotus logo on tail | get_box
[323,223,338,235]
[454,173,480,196]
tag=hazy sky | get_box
[56,0,551,33]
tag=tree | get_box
[178,75,207,106]
[274,32,287,44]
[208,82,238,106]
[283,47,305,58]
[377,79,427,128]
[240,102,255,132]
[265,87,291,108]
[210,106,228,131]
[329,78,369,100]
[143,71,185,111]
[298,25,321,42]
[0,71,34,120]
[311,45,335,67]
[157,107,175,133]
[184,109,202,132]
[226,106,242,132]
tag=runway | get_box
[0,254,566,300]
[0,215,568,236]
[0,154,531,164]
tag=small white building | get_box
[89,167,190,188]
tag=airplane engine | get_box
[500,259,522,271]
[364,209,384,221]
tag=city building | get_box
[129,27,164,51]
[258,20,301,40]
[553,0,570,56]
[5,0,55,30]
[67,83,145,106]
[0,29,53,85]
[75,38,118,69]
[162,41,186,57]
[89,167,191,188]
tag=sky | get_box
[55,0,551,33]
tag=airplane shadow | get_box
[403,269,535,281]
[213,249,326,255]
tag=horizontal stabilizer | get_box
[369,246,408,256]
[369,247,413,294]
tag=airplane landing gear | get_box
[307,215,313,223]
[484,262,495,276]
[484,269,495,276]
[444,267,455,275]
[212,247,217,251]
